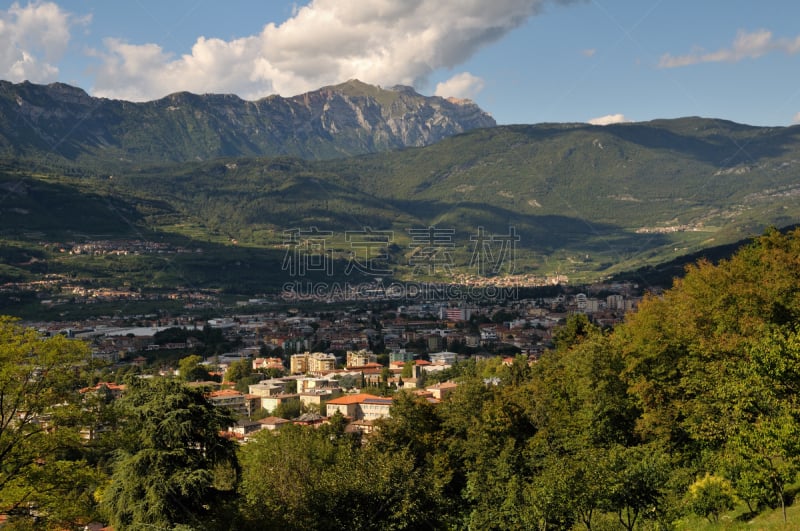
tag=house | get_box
[441,306,473,321]
[297,376,339,393]
[389,349,414,363]
[426,381,458,400]
[325,393,393,421]
[258,416,291,431]
[206,389,251,417]
[228,420,263,438]
[325,393,365,419]
[308,352,337,373]
[426,335,444,352]
[299,388,342,408]
[253,357,285,371]
[392,376,418,389]
[260,393,300,414]
[290,353,308,374]
[293,411,326,427]
[248,380,287,397]
[346,419,377,434]
[360,396,394,420]
[346,349,376,368]
[429,351,457,366]
[290,351,338,374]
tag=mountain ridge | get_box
[0,78,495,165]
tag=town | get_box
[28,279,643,439]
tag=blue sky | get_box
[3,0,800,126]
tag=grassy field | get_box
[673,501,800,530]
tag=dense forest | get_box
[2,228,800,529]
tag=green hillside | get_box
[2,116,800,297]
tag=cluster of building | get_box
[43,282,646,447]
[203,367,463,441]
[61,239,201,256]
[24,281,642,369]
[80,355,462,443]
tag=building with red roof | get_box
[325,393,394,420]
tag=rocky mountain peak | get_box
[0,79,496,164]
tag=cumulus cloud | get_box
[588,113,630,126]
[0,1,86,83]
[659,29,800,68]
[90,0,581,101]
[793,112,800,124]
[434,72,485,100]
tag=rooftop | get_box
[326,392,386,405]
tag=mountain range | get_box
[0,79,494,164]
[2,79,800,303]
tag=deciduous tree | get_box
[0,317,99,528]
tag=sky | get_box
[2,0,800,126]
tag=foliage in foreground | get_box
[0,317,100,529]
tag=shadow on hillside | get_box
[604,121,800,167]
[386,198,672,256]
[612,223,800,288]
[0,175,143,235]
[504,121,800,167]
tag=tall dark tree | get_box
[100,378,238,530]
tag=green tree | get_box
[178,354,210,382]
[0,317,100,528]
[225,358,252,383]
[619,229,800,452]
[100,378,239,530]
[605,445,670,531]
[372,392,442,468]
[523,325,638,530]
[457,385,539,529]
[728,410,800,523]
[273,400,302,420]
[552,313,596,351]
[401,360,414,378]
[685,473,736,523]
[498,354,532,386]
[238,423,444,530]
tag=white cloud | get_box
[659,29,800,68]
[434,72,485,100]
[0,1,86,83]
[588,113,629,126]
[90,0,582,101]
[793,112,800,124]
